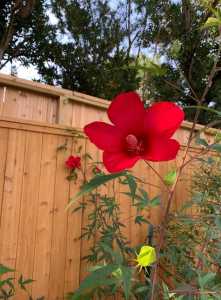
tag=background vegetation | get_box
[1,0,221,124]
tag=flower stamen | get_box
[125,134,145,155]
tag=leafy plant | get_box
[0,264,44,300]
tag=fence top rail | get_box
[0,73,109,109]
[0,116,82,137]
[0,73,219,134]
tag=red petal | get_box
[144,102,184,138]
[108,92,146,134]
[84,122,123,151]
[144,138,180,161]
[103,151,140,173]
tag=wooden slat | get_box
[0,85,5,116]
[64,136,86,294]
[0,130,26,269]
[15,131,43,298]
[79,139,98,282]
[47,136,72,300]
[31,134,58,299]
[0,128,9,224]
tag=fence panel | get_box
[0,74,217,299]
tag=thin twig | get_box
[144,160,170,193]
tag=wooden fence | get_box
[0,74,217,299]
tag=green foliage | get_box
[0,0,53,70]
[161,156,221,299]
[2,0,221,125]
[68,157,161,299]
[67,171,127,209]
[30,0,140,99]
[0,264,43,299]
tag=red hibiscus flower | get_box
[65,155,81,170]
[84,92,184,173]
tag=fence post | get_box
[57,96,70,125]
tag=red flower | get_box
[84,92,184,173]
[65,155,81,170]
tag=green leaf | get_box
[135,215,149,225]
[196,137,208,147]
[202,17,221,28]
[0,264,14,276]
[71,264,118,299]
[0,277,14,288]
[100,243,123,265]
[211,144,221,152]
[164,170,177,186]
[198,273,216,288]
[125,174,137,200]
[67,171,126,209]
[149,196,161,207]
[139,188,149,202]
[121,266,132,300]
[18,275,34,291]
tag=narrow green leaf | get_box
[0,264,14,276]
[198,272,216,288]
[121,266,132,300]
[71,265,118,299]
[67,172,126,209]
[135,215,149,225]
[139,188,149,202]
[149,196,161,207]
[125,174,137,200]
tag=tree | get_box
[0,0,54,70]
[30,0,140,99]
[135,0,221,124]
[1,0,221,124]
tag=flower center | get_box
[125,134,145,155]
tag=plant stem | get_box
[144,160,170,193]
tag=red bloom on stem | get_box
[84,92,184,173]
[65,155,81,170]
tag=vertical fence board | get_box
[32,134,58,299]
[0,130,26,268]
[15,132,43,298]
[79,139,98,282]
[0,128,8,226]
[47,136,72,300]
[64,136,86,294]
